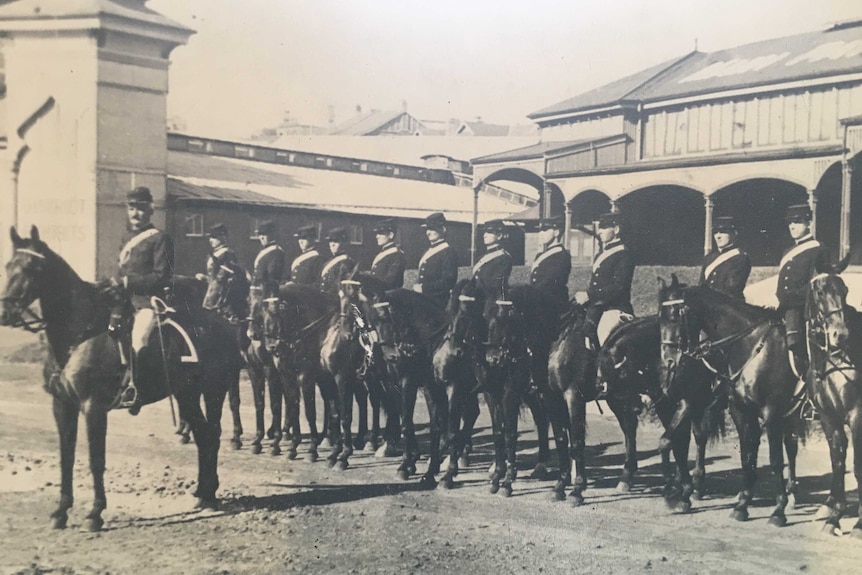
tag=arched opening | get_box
[618,185,704,265]
[568,189,611,265]
[815,153,862,265]
[711,178,807,266]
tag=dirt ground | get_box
[2,345,862,574]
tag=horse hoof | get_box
[551,488,566,502]
[418,475,437,490]
[179,434,191,445]
[230,438,242,451]
[814,505,834,520]
[270,445,282,457]
[326,457,338,469]
[288,449,298,461]
[440,475,455,490]
[308,451,319,463]
[530,463,548,480]
[822,522,843,537]
[194,497,219,511]
[489,482,500,495]
[251,443,262,455]
[692,490,704,501]
[570,494,585,507]
[458,457,469,470]
[335,459,349,471]
[730,508,749,522]
[616,481,631,494]
[675,500,692,514]
[501,484,513,498]
[397,468,410,481]
[84,516,104,532]
[50,514,68,530]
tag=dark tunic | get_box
[117,224,174,307]
[252,242,285,296]
[699,245,751,301]
[319,252,357,296]
[530,243,571,308]
[416,240,458,307]
[290,247,324,286]
[370,242,406,290]
[472,245,512,302]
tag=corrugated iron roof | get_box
[532,23,862,118]
[328,110,409,136]
[167,150,521,223]
[471,136,625,165]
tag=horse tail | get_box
[699,398,728,444]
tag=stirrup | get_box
[596,380,609,400]
[800,398,816,422]
[117,382,139,410]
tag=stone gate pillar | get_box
[0,0,193,279]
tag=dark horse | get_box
[0,226,241,530]
[658,276,802,527]
[805,260,862,538]
[260,282,339,461]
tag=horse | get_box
[348,274,449,486]
[260,282,339,461]
[601,312,724,510]
[657,275,803,527]
[0,226,240,531]
[805,259,862,537]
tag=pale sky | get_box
[149,0,862,139]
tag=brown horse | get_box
[805,260,862,538]
[0,226,241,531]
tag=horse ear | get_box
[657,276,667,290]
[835,254,851,275]
[10,226,21,247]
[670,273,679,288]
[30,225,41,243]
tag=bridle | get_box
[1,249,48,333]
[442,293,484,355]
[484,299,529,368]
[262,296,337,358]
[807,273,856,382]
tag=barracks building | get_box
[474,21,862,268]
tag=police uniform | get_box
[290,224,324,285]
[699,218,751,301]
[531,218,572,310]
[370,219,406,290]
[416,213,459,308]
[776,205,830,352]
[252,220,285,297]
[204,223,240,278]
[472,220,512,302]
[116,188,174,309]
[319,227,356,296]
[584,213,634,337]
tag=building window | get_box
[360,163,368,172]
[188,139,205,153]
[184,214,204,237]
[393,167,400,176]
[235,145,254,158]
[349,224,363,245]
[326,158,333,167]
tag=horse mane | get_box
[354,272,388,298]
[385,288,448,331]
[686,285,780,321]
[603,314,657,350]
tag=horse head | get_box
[445,279,486,359]
[485,297,528,368]
[807,258,851,353]
[657,274,697,398]
[202,261,249,323]
[260,294,292,359]
[1,226,49,331]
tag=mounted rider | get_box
[472,219,513,310]
[106,186,176,411]
[196,222,240,281]
[319,227,357,296]
[251,220,285,298]
[413,212,459,308]
[290,224,324,285]
[574,212,635,351]
[370,218,406,290]
[777,203,830,378]
[699,216,751,301]
[531,216,572,321]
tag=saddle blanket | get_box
[131,308,199,363]
[598,310,635,347]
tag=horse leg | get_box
[817,413,847,535]
[419,381,447,489]
[848,408,862,539]
[197,382,228,510]
[266,363,284,456]
[765,420,789,527]
[441,382,466,489]
[691,416,708,500]
[459,387,480,469]
[353,380,369,451]
[499,382,521,498]
[365,375,382,451]
[655,396,694,509]
[485,390,506,495]
[566,389,587,506]
[299,372,318,461]
[178,394,217,509]
[397,377,420,480]
[282,368,301,460]
[332,371,354,470]
[522,391,550,480]
[782,422,800,510]
[50,396,77,529]
[247,357,266,455]
[81,407,108,532]
[381,369,402,457]
[228,374,243,450]
[607,395,639,494]
[546,388,571,501]
[729,401,759,522]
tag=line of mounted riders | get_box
[1,187,860,539]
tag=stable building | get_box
[474,21,862,267]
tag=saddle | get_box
[597,310,635,347]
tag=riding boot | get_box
[789,341,809,381]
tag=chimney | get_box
[402,100,408,113]
[356,104,363,114]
